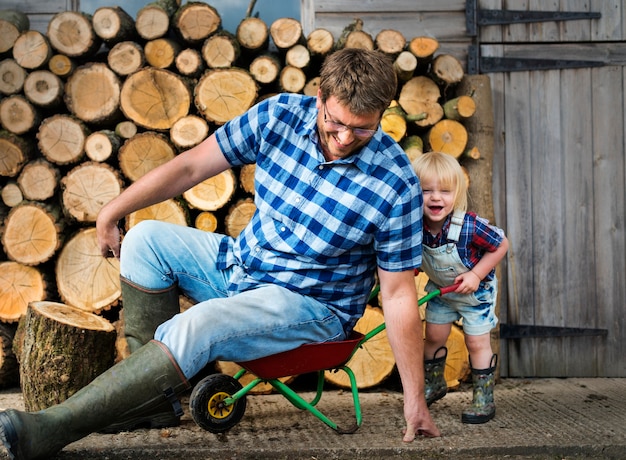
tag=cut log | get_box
[2,202,64,266]
[64,62,121,125]
[170,114,209,149]
[46,11,101,58]
[398,76,444,128]
[0,10,29,54]
[183,168,237,211]
[194,68,257,125]
[37,114,89,165]
[120,67,191,130]
[0,59,27,95]
[408,36,439,61]
[303,76,320,96]
[175,48,204,77]
[12,30,52,70]
[279,65,306,93]
[238,163,255,195]
[60,161,123,223]
[224,197,256,238]
[249,53,281,86]
[108,41,145,77]
[335,18,374,51]
[401,135,424,163]
[0,94,40,135]
[55,227,121,313]
[375,29,406,56]
[285,44,311,70]
[125,198,188,231]
[216,360,294,395]
[173,2,221,45]
[306,28,334,58]
[0,261,46,322]
[118,131,176,182]
[324,305,393,389]
[236,17,269,53]
[84,129,122,162]
[0,323,19,389]
[0,130,33,178]
[430,54,465,88]
[144,37,181,69]
[443,95,476,121]
[201,31,240,69]
[194,211,218,232]
[135,1,174,40]
[1,182,23,207]
[394,50,418,83]
[270,17,303,50]
[23,70,64,108]
[380,101,407,142]
[92,6,136,46]
[115,120,138,139]
[427,119,468,158]
[48,54,75,78]
[17,159,59,201]
[15,301,116,411]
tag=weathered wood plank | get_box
[499,66,536,377]
[311,0,465,13]
[592,66,626,376]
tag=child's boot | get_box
[424,346,448,406]
[461,354,497,424]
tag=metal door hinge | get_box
[466,0,602,74]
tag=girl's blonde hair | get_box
[412,151,468,212]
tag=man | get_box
[0,48,439,460]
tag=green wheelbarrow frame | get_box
[189,284,459,434]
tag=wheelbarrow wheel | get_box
[190,373,247,432]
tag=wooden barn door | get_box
[474,0,626,377]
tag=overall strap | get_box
[446,210,465,244]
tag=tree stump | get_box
[15,301,116,411]
[0,323,19,389]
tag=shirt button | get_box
[295,197,301,202]
[318,165,324,170]
[255,247,260,252]
[281,226,286,232]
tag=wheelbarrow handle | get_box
[360,283,461,344]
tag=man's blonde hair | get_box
[412,151,468,212]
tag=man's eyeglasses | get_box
[323,103,378,139]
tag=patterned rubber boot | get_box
[461,354,497,424]
[424,346,448,406]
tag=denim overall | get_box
[421,210,498,335]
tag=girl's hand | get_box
[454,270,481,294]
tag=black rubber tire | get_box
[189,373,247,432]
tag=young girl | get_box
[412,151,509,424]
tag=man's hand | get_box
[96,212,122,259]
[402,399,441,441]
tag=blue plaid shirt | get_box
[214,93,423,329]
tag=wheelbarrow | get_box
[189,283,459,434]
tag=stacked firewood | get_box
[0,2,487,391]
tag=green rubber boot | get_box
[424,346,448,406]
[461,354,497,424]
[0,341,190,460]
[121,277,180,354]
[99,277,183,433]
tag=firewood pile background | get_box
[0,0,492,395]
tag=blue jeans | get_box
[120,221,346,379]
